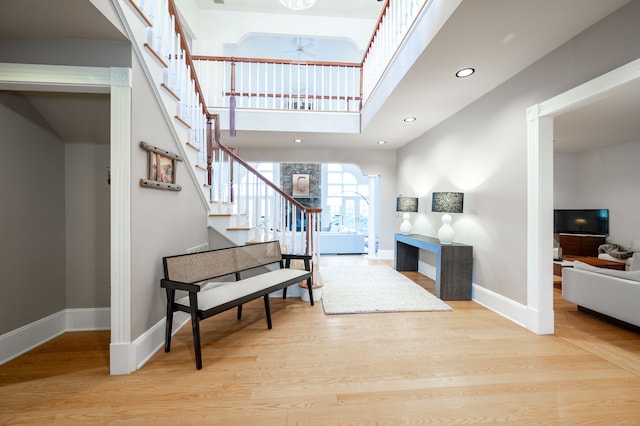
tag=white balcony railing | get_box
[191,0,427,112]
[193,57,362,112]
[362,0,426,104]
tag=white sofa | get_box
[318,231,365,254]
[562,261,640,328]
[282,231,365,255]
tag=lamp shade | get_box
[396,196,418,213]
[431,192,464,213]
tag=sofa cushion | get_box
[597,253,630,265]
[573,260,640,282]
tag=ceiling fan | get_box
[285,37,316,58]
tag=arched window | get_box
[324,164,369,234]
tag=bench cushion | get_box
[175,268,311,312]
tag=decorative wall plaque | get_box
[139,141,183,191]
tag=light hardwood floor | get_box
[2,255,640,425]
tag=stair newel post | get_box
[311,210,321,285]
[229,59,236,137]
[206,117,213,190]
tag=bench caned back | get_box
[163,241,283,284]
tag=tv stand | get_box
[558,234,606,257]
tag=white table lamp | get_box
[431,192,464,244]
[396,196,418,235]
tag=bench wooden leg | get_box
[188,293,203,370]
[164,288,175,352]
[306,277,314,306]
[263,295,272,329]
[237,304,243,320]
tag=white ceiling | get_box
[1,0,638,152]
[553,79,640,153]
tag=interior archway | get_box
[527,58,640,334]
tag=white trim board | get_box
[526,57,640,334]
[0,308,110,366]
[472,284,528,329]
[134,312,190,370]
[0,62,133,374]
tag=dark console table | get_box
[395,233,473,300]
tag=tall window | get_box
[243,162,279,228]
[246,162,370,235]
[324,164,369,234]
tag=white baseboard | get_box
[109,342,135,375]
[0,307,110,366]
[66,307,110,331]
[472,284,528,329]
[418,260,436,280]
[132,311,189,372]
[414,262,528,329]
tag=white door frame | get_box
[526,58,640,334]
[0,63,133,374]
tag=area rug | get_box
[320,265,452,314]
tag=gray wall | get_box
[128,53,209,339]
[0,39,131,68]
[1,94,113,333]
[554,140,640,247]
[65,143,111,309]
[396,0,640,304]
[0,92,66,334]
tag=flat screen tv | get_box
[553,209,609,235]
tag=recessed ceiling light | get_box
[293,138,303,143]
[456,67,475,78]
[403,117,416,122]
[377,140,387,145]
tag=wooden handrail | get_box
[360,0,430,105]
[362,0,391,64]
[210,115,315,213]
[167,0,208,116]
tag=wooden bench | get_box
[161,241,314,369]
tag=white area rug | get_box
[320,265,452,314]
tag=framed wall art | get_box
[139,141,184,191]
[292,173,310,197]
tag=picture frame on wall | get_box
[292,174,310,197]
[149,151,175,184]
[139,141,183,191]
